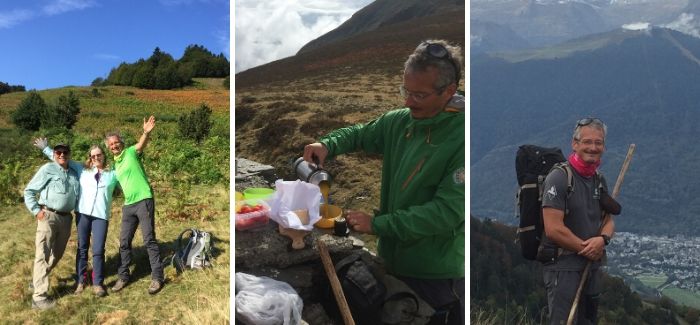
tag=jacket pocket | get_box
[49,176,67,194]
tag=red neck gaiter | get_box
[568,152,600,178]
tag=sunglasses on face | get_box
[423,42,460,84]
[55,150,70,156]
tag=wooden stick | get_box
[567,144,635,325]
[318,240,355,325]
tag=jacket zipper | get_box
[401,157,426,190]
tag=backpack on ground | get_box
[171,228,213,272]
[326,252,435,325]
[515,145,568,260]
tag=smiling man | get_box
[24,143,80,310]
[303,40,465,324]
[105,115,164,295]
[540,118,615,324]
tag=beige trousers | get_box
[32,210,72,301]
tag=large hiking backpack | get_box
[325,252,435,325]
[171,228,213,272]
[515,145,567,260]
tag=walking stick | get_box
[566,144,636,325]
[318,240,355,325]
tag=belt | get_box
[41,206,71,216]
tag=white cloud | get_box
[622,22,650,31]
[234,0,373,73]
[663,13,700,38]
[0,9,34,29]
[93,53,120,60]
[42,0,97,16]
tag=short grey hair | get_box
[404,39,463,90]
[104,132,124,146]
[573,119,607,141]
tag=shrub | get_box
[91,88,101,97]
[91,77,105,87]
[257,118,297,147]
[235,105,255,127]
[41,91,81,129]
[178,104,213,143]
[11,91,47,131]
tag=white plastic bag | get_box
[269,179,321,231]
[235,272,303,325]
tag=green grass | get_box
[0,80,229,323]
[662,286,700,309]
[637,273,668,289]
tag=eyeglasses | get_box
[55,150,70,156]
[399,85,444,102]
[423,42,460,84]
[90,153,103,159]
[575,139,605,147]
[576,117,604,128]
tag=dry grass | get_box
[0,184,230,324]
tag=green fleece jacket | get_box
[320,104,465,279]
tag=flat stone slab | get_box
[235,221,360,269]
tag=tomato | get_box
[240,206,252,214]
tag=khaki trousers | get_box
[32,211,72,301]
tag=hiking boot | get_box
[111,278,128,292]
[75,282,86,294]
[147,280,163,295]
[31,299,55,310]
[93,285,107,297]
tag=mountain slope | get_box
[471,27,700,236]
[297,0,464,54]
[236,9,464,89]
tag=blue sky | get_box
[235,0,373,73]
[1,0,230,90]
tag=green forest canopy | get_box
[100,44,229,90]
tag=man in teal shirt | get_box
[106,115,164,294]
[303,40,465,323]
[24,143,80,310]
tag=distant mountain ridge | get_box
[470,0,692,52]
[471,27,700,236]
[297,0,464,54]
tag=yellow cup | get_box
[315,204,342,228]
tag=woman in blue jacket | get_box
[35,139,118,297]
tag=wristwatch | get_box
[600,234,611,246]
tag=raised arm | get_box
[135,115,156,154]
[33,138,82,172]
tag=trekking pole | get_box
[566,144,635,325]
[318,240,356,325]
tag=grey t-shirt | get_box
[541,166,608,271]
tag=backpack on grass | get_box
[170,228,213,272]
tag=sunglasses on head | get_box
[576,117,604,128]
[423,42,460,84]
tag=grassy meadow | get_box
[0,78,230,324]
[637,273,668,289]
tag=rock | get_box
[235,222,357,269]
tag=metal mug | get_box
[293,157,331,186]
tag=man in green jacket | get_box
[105,116,164,294]
[303,39,465,324]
